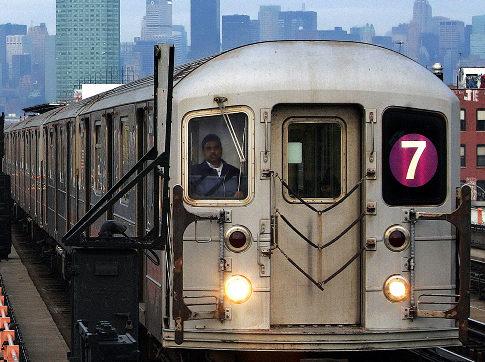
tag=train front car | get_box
[158,41,468,351]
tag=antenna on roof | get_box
[302,2,306,11]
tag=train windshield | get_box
[187,112,248,201]
[285,120,342,200]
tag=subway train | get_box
[3,41,471,356]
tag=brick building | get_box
[452,71,485,199]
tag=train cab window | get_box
[284,120,342,200]
[382,108,447,206]
[186,110,250,202]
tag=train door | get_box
[68,121,77,229]
[270,105,362,325]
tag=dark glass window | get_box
[460,109,466,131]
[286,121,341,199]
[477,145,485,167]
[461,145,466,167]
[477,110,485,131]
[188,112,248,201]
[382,108,447,206]
[478,180,485,201]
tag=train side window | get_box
[382,108,447,206]
[94,123,102,194]
[185,109,251,203]
[284,120,342,201]
[119,116,130,205]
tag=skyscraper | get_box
[190,0,220,60]
[0,23,27,87]
[258,6,281,41]
[407,0,432,61]
[27,23,49,101]
[56,0,121,100]
[439,20,465,83]
[471,15,485,59]
[222,15,251,51]
[141,0,172,40]
[413,0,432,33]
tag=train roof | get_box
[5,41,456,133]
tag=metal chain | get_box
[276,244,366,290]
[277,210,366,250]
[273,172,364,215]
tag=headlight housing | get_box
[225,275,252,304]
[383,275,410,303]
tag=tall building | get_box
[439,20,465,83]
[190,0,220,60]
[44,35,56,102]
[6,35,25,82]
[413,0,432,33]
[249,20,260,44]
[279,11,318,40]
[258,5,281,41]
[222,15,251,51]
[465,25,473,58]
[141,0,172,40]
[172,25,188,65]
[56,0,121,100]
[471,15,485,59]
[26,23,49,102]
[0,23,27,87]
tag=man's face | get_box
[203,140,222,165]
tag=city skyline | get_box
[3,0,484,43]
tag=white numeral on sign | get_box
[401,141,427,180]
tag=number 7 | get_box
[401,141,427,180]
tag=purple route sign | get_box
[389,133,438,188]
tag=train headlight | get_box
[383,275,410,303]
[225,275,252,304]
[384,225,410,252]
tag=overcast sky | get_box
[1,0,484,43]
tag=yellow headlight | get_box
[383,275,410,303]
[225,275,252,304]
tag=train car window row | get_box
[382,107,447,206]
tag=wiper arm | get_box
[214,97,246,163]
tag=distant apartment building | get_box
[190,0,220,60]
[56,0,121,100]
[258,5,281,41]
[453,67,485,200]
[471,15,485,59]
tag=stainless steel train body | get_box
[3,41,468,352]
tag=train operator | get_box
[189,134,246,199]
